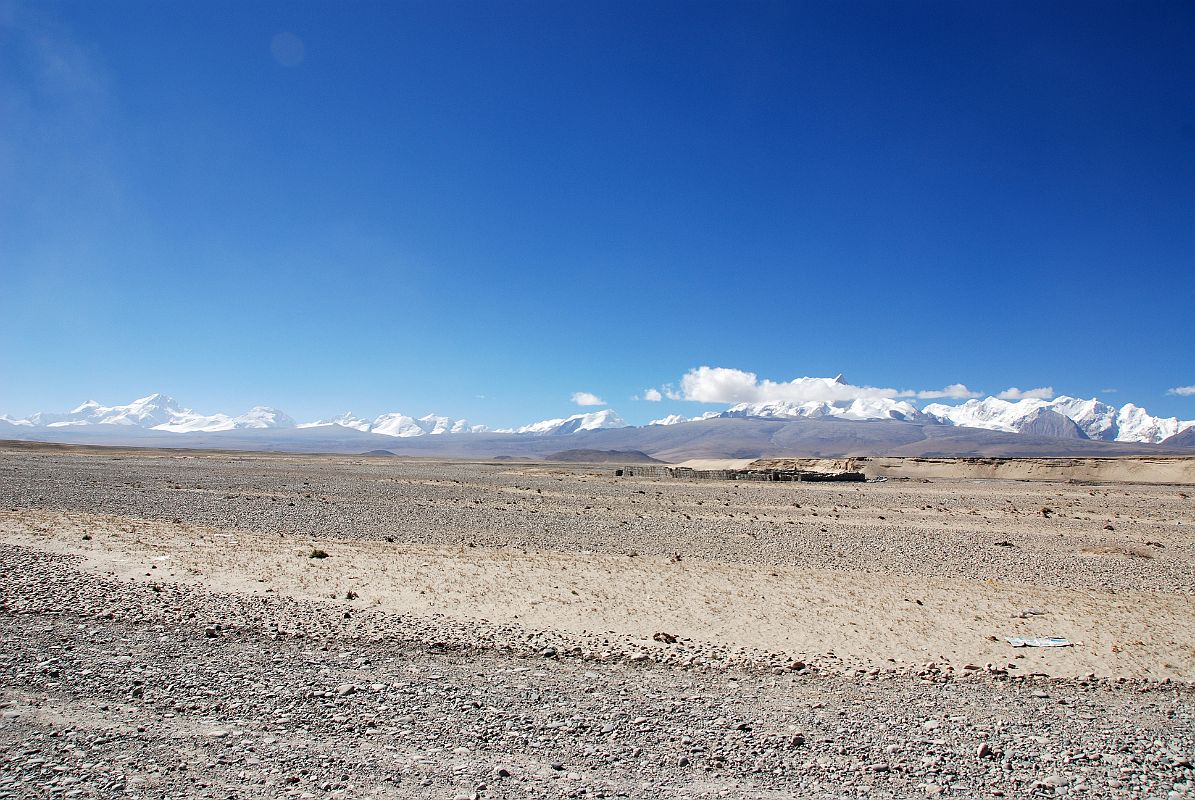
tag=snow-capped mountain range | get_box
[0,394,492,438]
[0,393,620,439]
[2,387,1192,444]
[647,393,1193,444]
[298,411,488,437]
[921,396,1193,443]
[724,397,928,424]
[498,409,627,435]
[2,394,297,433]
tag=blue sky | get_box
[1,0,1193,426]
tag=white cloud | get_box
[642,388,663,402]
[1168,385,1195,397]
[672,366,979,405]
[677,367,883,403]
[570,391,606,406]
[916,383,982,400]
[997,386,1055,400]
[1100,388,1118,394]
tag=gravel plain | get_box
[1,444,1193,799]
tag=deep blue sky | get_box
[2,0,1193,425]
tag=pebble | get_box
[0,452,1190,799]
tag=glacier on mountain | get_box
[719,397,928,423]
[297,412,372,432]
[297,411,485,437]
[502,408,628,435]
[154,405,297,433]
[922,396,1194,444]
[14,394,298,433]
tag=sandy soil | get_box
[2,445,1194,799]
[2,462,1192,679]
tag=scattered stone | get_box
[0,449,1189,799]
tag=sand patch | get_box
[3,508,1193,681]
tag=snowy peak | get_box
[371,412,431,438]
[923,395,1193,444]
[85,393,186,427]
[22,396,485,438]
[298,412,372,432]
[417,414,486,435]
[232,406,296,429]
[699,387,1190,444]
[370,412,485,437]
[34,392,187,429]
[1115,403,1191,444]
[297,410,484,437]
[719,397,929,423]
[413,413,487,436]
[699,392,1192,443]
[923,397,1039,431]
[509,409,628,435]
[10,393,299,434]
[1047,397,1119,439]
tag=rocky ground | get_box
[0,444,1192,798]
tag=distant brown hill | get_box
[544,449,662,463]
[1162,427,1195,448]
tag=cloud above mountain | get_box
[659,366,980,405]
[916,384,983,400]
[1168,385,1195,397]
[570,391,606,406]
[997,386,1055,400]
